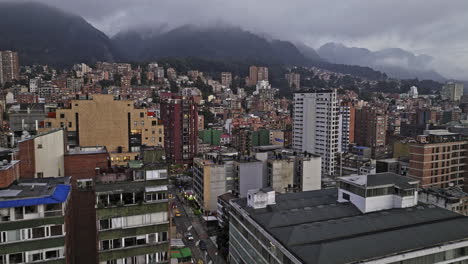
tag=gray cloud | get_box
[5,0,468,79]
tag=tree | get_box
[169,80,178,93]
[200,108,216,127]
[131,76,138,86]
[194,77,213,99]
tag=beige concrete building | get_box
[18,129,65,178]
[193,157,233,213]
[39,94,164,165]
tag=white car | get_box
[185,232,194,241]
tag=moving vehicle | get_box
[185,232,194,241]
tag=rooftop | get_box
[339,172,419,189]
[66,146,108,155]
[421,187,468,199]
[0,177,71,208]
[233,188,468,264]
[218,192,237,203]
[424,129,458,136]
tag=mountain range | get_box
[112,25,310,66]
[317,43,446,81]
[0,2,446,81]
[0,2,117,67]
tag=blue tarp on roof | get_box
[0,184,71,209]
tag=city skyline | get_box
[3,0,468,80]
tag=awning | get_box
[0,185,71,209]
[171,247,192,259]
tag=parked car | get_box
[199,240,207,251]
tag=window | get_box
[30,252,43,262]
[102,240,111,250]
[0,208,10,222]
[50,225,62,236]
[14,207,23,220]
[37,172,44,178]
[68,122,72,128]
[60,113,65,118]
[122,193,135,205]
[9,253,23,263]
[60,122,64,128]
[37,144,43,149]
[45,250,59,259]
[25,206,37,214]
[100,219,111,230]
[77,179,93,190]
[152,121,157,126]
[134,171,144,181]
[124,237,137,247]
[161,232,168,241]
[140,112,144,118]
[342,192,350,201]
[136,235,146,245]
[32,227,45,239]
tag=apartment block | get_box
[221,72,232,87]
[65,146,110,264]
[408,130,467,188]
[233,158,264,198]
[66,78,84,93]
[193,153,236,213]
[285,72,300,90]
[339,101,355,152]
[39,94,164,166]
[267,152,322,193]
[0,177,71,264]
[95,162,170,264]
[355,106,387,149]
[160,95,198,165]
[441,82,464,101]
[293,89,340,176]
[247,66,268,86]
[0,50,20,85]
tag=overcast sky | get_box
[7,0,468,79]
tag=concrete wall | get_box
[269,159,294,193]
[34,130,65,177]
[301,157,322,191]
[238,161,264,198]
[205,165,227,212]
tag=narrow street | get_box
[170,186,226,264]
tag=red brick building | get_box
[160,94,198,164]
[409,130,468,189]
[64,146,110,264]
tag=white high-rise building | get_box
[442,82,464,101]
[293,89,340,176]
[29,77,41,93]
[408,86,418,99]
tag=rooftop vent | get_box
[247,188,276,209]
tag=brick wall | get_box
[0,162,20,188]
[18,139,35,179]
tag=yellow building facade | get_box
[40,94,164,165]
